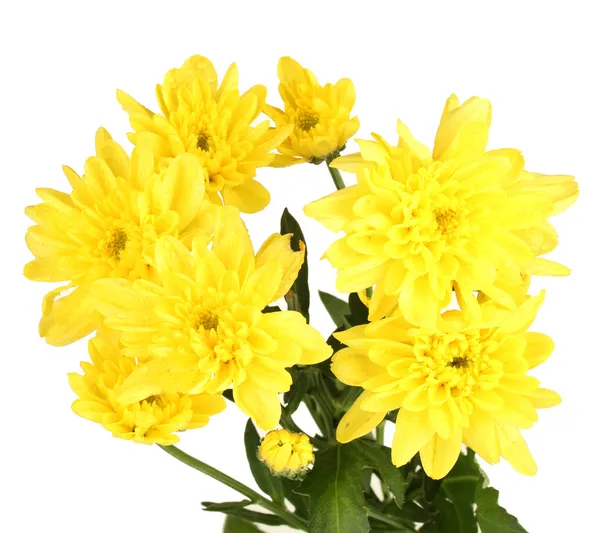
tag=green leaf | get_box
[282,478,310,519]
[281,208,310,322]
[283,371,308,417]
[435,495,477,533]
[476,486,528,533]
[263,305,281,313]
[355,441,405,508]
[223,516,263,533]
[297,442,406,533]
[243,419,284,505]
[319,291,350,328]
[203,500,252,512]
[297,443,370,533]
[222,389,235,403]
[346,292,369,326]
[205,500,284,527]
[385,500,429,524]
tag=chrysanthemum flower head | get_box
[24,129,216,346]
[68,329,225,445]
[333,292,559,479]
[264,57,359,166]
[117,55,292,214]
[259,429,315,479]
[305,95,578,328]
[91,207,333,430]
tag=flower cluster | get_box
[24,55,338,443]
[24,53,577,531]
[307,94,577,478]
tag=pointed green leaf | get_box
[346,292,369,326]
[203,500,252,512]
[319,291,350,328]
[297,443,370,533]
[204,500,284,526]
[282,478,310,519]
[283,372,308,417]
[244,419,284,505]
[355,441,405,507]
[476,486,528,533]
[281,208,310,322]
[223,516,263,533]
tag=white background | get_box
[1,1,598,531]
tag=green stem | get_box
[367,504,412,531]
[376,422,385,447]
[326,162,346,190]
[280,409,304,435]
[159,445,308,532]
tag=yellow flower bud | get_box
[258,429,315,479]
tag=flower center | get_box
[194,311,219,331]
[448,356,469,369]
[142,395,165,407]
[435,208,459,236]
[197,133,211,151]
[106,228,128,259]
[297,112,319,132]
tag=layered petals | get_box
[68,330,225,445]
[305,94,577,327]
[265,57,359,165]
[118,54,291,213]
[24,129,215,345]
[91,210,332,430]
[332,296,558,478]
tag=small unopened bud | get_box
[258,429,315,479]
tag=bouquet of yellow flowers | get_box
[24,54,577,532]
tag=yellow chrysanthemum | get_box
[68,329,225,445]
[24,128,216,346]
[90,207,332,430]
[264,57,359,166]
[305,95,578,328]
[333,292,560,479]
[259,429,315,478]
[117,55,292,214]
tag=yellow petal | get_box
[234,379,281,431]
[336,392,386,443]
[497,424,537,476]
[154,236,194,279]
[420,430,463,480]
[39,286,100,346]
[331,348,382,387]
[391,409,434,467]
[162,153,206,230]
[433,94,492,165]
[462,408,500,465]
[221,179,270,214]
[529,388,561,409]
[396,119,431,160]
[255,234,304,301]
[523,332,554,369]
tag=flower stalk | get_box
[159,444,308,531]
